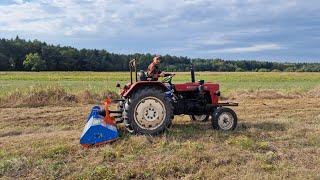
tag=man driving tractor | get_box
[147,55,173,81]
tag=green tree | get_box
[9,57,16,69]
[0,53,10,70]
[0,37,319,72]
[23,53,46,71]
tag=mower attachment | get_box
[80,100,119,148]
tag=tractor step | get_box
[112,115,123,118]
[217,102,239,106]
[109,110,123,114]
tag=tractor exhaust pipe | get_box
[129,59,137,84]
[190,64,195,83]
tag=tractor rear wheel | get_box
[211,107,237,131]
[123,87,173,135]
[190,115,209,122]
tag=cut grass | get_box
[0,85,118,107]
[0,72,319,179]
[0,97,319,179]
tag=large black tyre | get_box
[115,101,124,123]
[123,87,173,135]
[189,115,209,122]
[212,107,237,131]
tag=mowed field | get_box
[0,72,320,179]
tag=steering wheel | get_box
[161,74,175,83]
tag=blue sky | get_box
[0,0,319,62]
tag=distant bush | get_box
[258,68,269,72]
[284,67,295,72]
[235,68,244,72]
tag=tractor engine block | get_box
[172,91,212,115]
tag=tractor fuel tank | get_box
[174,82,219,105]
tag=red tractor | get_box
[112,59,238,135]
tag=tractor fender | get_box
[122,81,168,98]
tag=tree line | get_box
[0,36,319,72]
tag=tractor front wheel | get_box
[212,107,237,131]
[123,87,173,135]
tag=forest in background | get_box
[0,37,319,72]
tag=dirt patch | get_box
[0,86,118,108]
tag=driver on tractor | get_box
[147,55,173,81]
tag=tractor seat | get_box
[138,70,147,81]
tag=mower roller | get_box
[80,59,238,146]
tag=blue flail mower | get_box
[80,106,119,147]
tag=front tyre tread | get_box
[212,107,237,131]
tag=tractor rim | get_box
[134,96,166,130]
[194,115,207,121]
[218,112,234,130]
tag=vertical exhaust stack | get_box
[190,63,195,83]
[129,59,137,84]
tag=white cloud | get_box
[0,0,319,60]
[0,0,299,36]
[212,43,283,53]
[0,0,314,36]
[12,0,25,4]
